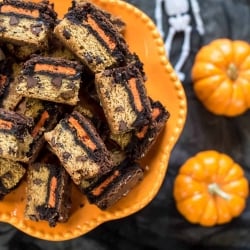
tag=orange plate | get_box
[0,0,187,241]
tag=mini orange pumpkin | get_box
[173,150,249,227]
[192,39,250,116]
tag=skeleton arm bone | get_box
[174,26,192,81]
[190,0,204,35]
[164,26,175,57]
[154,0,165,38]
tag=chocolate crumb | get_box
[63,28,71,39]
[30,23,43,36]
[119,120,127,131]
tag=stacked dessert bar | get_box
[0,0,170,227]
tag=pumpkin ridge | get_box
[192,62,225,82]
[223,81,236,114]
[232,41,250,69]
[199,195,218,226]
[200,77,228,102]
[214,40,233,65]
[221,179,249,198]
[197,195,211,223]
[203,79,233,114]
[216,152,235,183]
[234,77,250,108]
[196,151,220,183]
[194,60,226,73]
[174,190,205,203]
[225,84,247,116]
[239,55,250,70]
[215,196,232,224]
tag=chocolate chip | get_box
[30,23,43,36]
[60,90,75,100]
[95,56,103,64]
[119,120,127,131]
[76,155,88,162]
[104,90,110,98]
[9,16,19,26]
[51,77,62,88]
[63,28,71,39]
[27,76,38,88]
[84,52,93,64]
[62,152,71,161]
[67,81,75,90]
[33,178,43,185]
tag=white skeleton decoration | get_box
[155,0,204,81]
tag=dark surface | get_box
[1,0,250,249]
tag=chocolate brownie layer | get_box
[44,111,114,184]
[25,162,71,227]
[16,56,83,105]
[0,0,57,48]
[54,2,129,73]
[73,0,126,34]
[0,158,26,199]
[85,160,143,210]
[125,99,170,159]
[95,65,152,134]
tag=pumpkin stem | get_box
[208,183,231,200]
[227,63,238,81]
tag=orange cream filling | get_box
[48,176,57,208]
[86,14,116,50]
[68,116,96,151]
[136,125,149,139]
[34,64,76,75]
[91,170,120,196]
[1,5,39,18]
[151,107,161,120]
[0,119,12,130]
[31,110,49,137]
[135,107,161,139]
[128,78,143,112]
